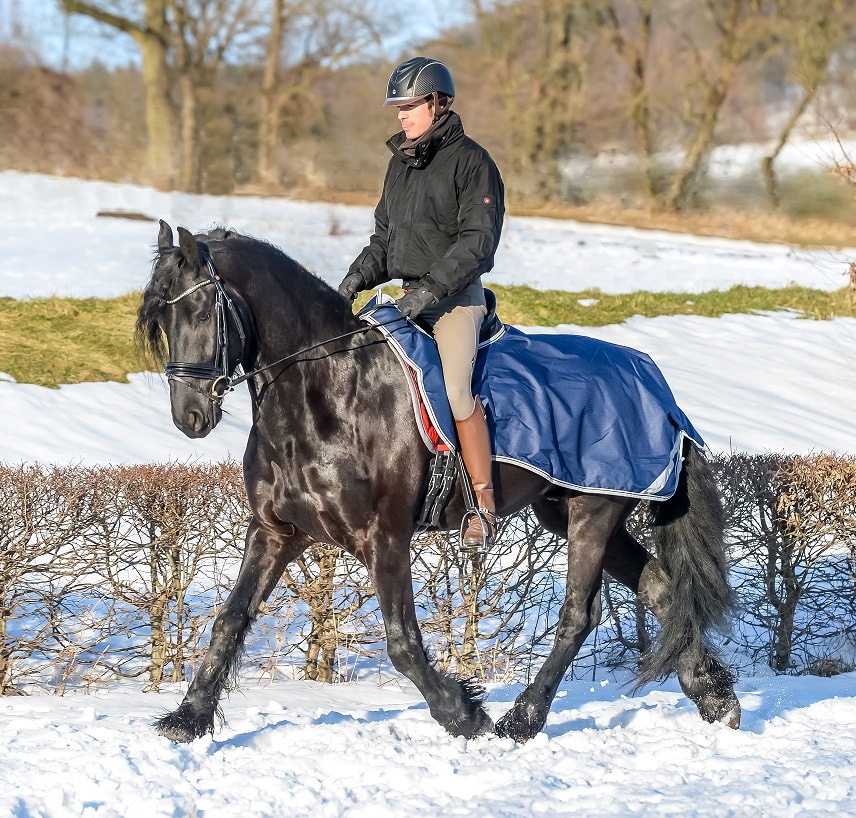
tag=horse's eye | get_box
[197,311,211,323]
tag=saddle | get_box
[478,287,504,345]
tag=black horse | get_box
[137,221,740,744]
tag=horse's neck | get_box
[240,265,362,368]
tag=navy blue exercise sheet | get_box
[361,298,705,501]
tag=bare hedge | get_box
[1,455,854,694]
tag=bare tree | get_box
[602,0,658,204]
[60,0,176,187]
[761,0,856,208]
[256,0,388,189]
[717,453,856,674]
[169,0,265,191]
[86,463,247,687]
[413,513,566,681]
[0,465,99,693]
[468,0,599,202]
[662,0,780,210]
[272,543,379,682]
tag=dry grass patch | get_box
[285,188,856,248]
[0,294,141,387]
[506,203,856,250]
[359,284,856,329]
[4,285,856,387]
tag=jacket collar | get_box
[387,111,464,168]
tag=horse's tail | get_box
[639,443,732,686]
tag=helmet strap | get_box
[432,92,453,121]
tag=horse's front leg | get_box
[371,538,494,740]
[155,519,312,743]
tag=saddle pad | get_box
[360,299,706,501]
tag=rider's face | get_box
[397,97,434,141]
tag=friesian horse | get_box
[137,221,740,744]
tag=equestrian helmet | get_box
[383,57,455,106]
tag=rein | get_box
[163,248,404,402]
[228,318,403,389]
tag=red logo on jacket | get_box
[483,196,492,204]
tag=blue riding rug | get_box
[360,296,706,502]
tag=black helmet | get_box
[383,57,455,107]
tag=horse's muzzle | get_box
[169,383,223,438]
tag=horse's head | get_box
[136,220,248,438]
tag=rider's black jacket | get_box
[348,112,505,300]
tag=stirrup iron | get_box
[460,507,497,553]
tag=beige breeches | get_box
[422,303,488,420]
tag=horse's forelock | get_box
[135,247,183,367]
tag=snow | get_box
[2,673,854,817]
[1,171,855,817]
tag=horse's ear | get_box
[157,220,173,250]
[177,226,200,268]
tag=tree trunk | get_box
[663,60,736,211]
[258,0,285,187]
[762,88,815,210]
[304,548,338,684]
[137,0,175,189]
[0,600,10,695]
[662,0,768,211]
[606,0,657,206]
[176,64,199,191]
[149,599,168,687]
[765,526,800,673]
[60,0,175,188]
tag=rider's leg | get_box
[428,300,495,546]
[455,397,497,546]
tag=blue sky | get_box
[7,0,469,71]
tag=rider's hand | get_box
[337,272,364,302]
[396,287,439,320]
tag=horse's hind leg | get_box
[495,495,627,743]
[603,529,740,728]
[155,519,312,743]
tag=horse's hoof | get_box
[154,705,214,743]
[720,700,741,729]
[445,709,494,739]
[698,693,741,730]
[494,706,544,743]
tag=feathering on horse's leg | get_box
[371,538,494,739]
[155,521,311,743]
[604,527,740,728]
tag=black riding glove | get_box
[337,272,364,302]
[396,287,439,320]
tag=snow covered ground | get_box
[3,672,854,818]
[0,171,854,817]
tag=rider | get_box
[337,56,506,548]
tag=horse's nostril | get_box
[188,410,205,432]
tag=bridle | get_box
[163,246,247,403]
[162,247,405,404]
